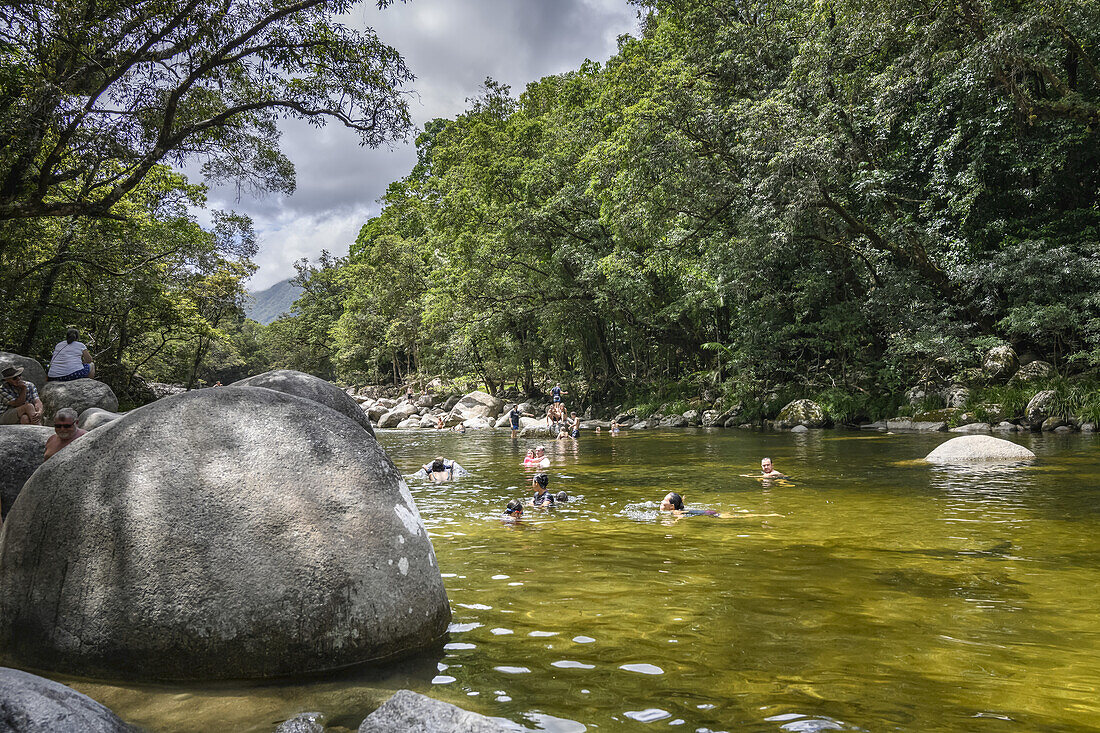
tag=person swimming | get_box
[504,499,524,518]
[523,448,540,467]
[759,457,788,479]
[555,490,568,503]
[531,473,554,507]
[659,492,719,517]
[421,457,457,482]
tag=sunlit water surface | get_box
[61,428,1100,732]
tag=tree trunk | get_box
[18,222,77,354]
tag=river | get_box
[67,428,1100,732]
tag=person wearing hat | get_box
[47,327,95,381]
[1,365,44,425]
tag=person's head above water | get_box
[761,457,775,473]
[536,445,546,456]
[525,448,535,459]
[431,457,446,472]
[533,473,549,490]
[661,492,684,511]
[556,491,568,503]
[505,499,524,516]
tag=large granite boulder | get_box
[982,345,1018,379]
[949,422,991,434]
[1011,360,1054,383]
[0,352,46,390]
[0,425,51,519]
[359,690,520,733]
[449,391,504,422]
[0,667,136,732]
[40,379,118,426]
[78,407,122,431]
[233,369,374,436]
[924,435,1036,463]
[775,399,827,429]
[1025,389,1057,424]
[377,402,419,428]
[0,387,450,681]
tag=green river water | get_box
[62,428,1100,732]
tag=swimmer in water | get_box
[659,491,781,519]
[504,499,524,519]
[759,457,788,479]
[531,473,554,507]
[555,490,569,503]
[523,448,540,467]
[422,456,456,482]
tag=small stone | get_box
[277,712,326,733]
[359,690,522,732]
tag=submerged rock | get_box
[0,667,137,732]
[0,387,450,681]
[924,435,1036,463]
[40,379,118,425]
[359,690,522,732]
[233,369,374,435]
[0,425,51,519]
[276,712,326,733]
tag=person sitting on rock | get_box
[47,328,95,381]
[43,408,86,460]
[531,473,554,507]
[760,457,788,479]
[1,365,43,425]
[436,415,445,430]
[422,457,457,482]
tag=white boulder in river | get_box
[233,368,374,435]
[0,387,450,681]
[0,667,136,732]
[924,435,1036,463]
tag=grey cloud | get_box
[215,0,640,290]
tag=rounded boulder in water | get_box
[0,387,449,681]
[924,435,1036,463]
[233,369,375,435]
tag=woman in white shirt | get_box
[48,328,95,381]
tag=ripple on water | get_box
[620,663,664,675]
[624,708,671,722]
[572,635,595,643]
[494,666,531,674]
[448,622,482,633]
[457,603,492,610]
[765,713,847,732]
[431,675,456,684]
[444,642,476,650]
[528,630,558,637]
[491,574,510,580]
[490,628,514,635]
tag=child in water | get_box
[660,492,719,517]
[523,449,540,467]
[531,473,554,507]
[504,499,524,519]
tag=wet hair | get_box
[65,327,79,344]
[431,457,445,472]
[534,473,549,489]
[505,499,523,515]
[761,457,772,466]
[555,491,568,503]
[665,492,684,510]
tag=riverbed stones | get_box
[0,387,450,681]
[39,379,118,426]
[791,424,809,433]
[982,345,1018,379]
[0,425,51,519]
[276,712,326,733]
[885,419,946,432]
[0,352,46,389]
[776,399,827,429]
[358,690,520,733]
[993,421,1019,432]
[378,402,419,428]
[0,667,137,733]
[924,435,1036,463]
[233,369,374,435]
[949,422,991,434]
[1042,416,1067,431]
[78,407,122,430]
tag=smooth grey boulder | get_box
[462,416,492,430]
[924,435,1036,463]
[0,387,450,681]
[40,379,117,426]
[886,419,946,433]
[992,421,1019,433]
[1042,416,1067,431]
[791,424,809,433]
[0,425,51,519]
[359,690,522,733]
[366,403,388,422]
[1081,423,1096,433]
[0,352,46,390]
[78,407,122,430]
[776,399,827,429]
[396,417,420,429]
[860,421,888,431]
[276,712,326,733]
[701,410,722,427]
[233,369,374,436]
[983,344,1018,379]
[416,395,433,408]
[441,395,462,411]
[449,391,504,421]
[419,414,441,429]
[0,667,136,733]
[377,403,419,428]
[660,415,689,428]
[681,409,701,425]
[519,425,554,438]
[950,422,991,434]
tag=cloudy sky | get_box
[210,0,641,292]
